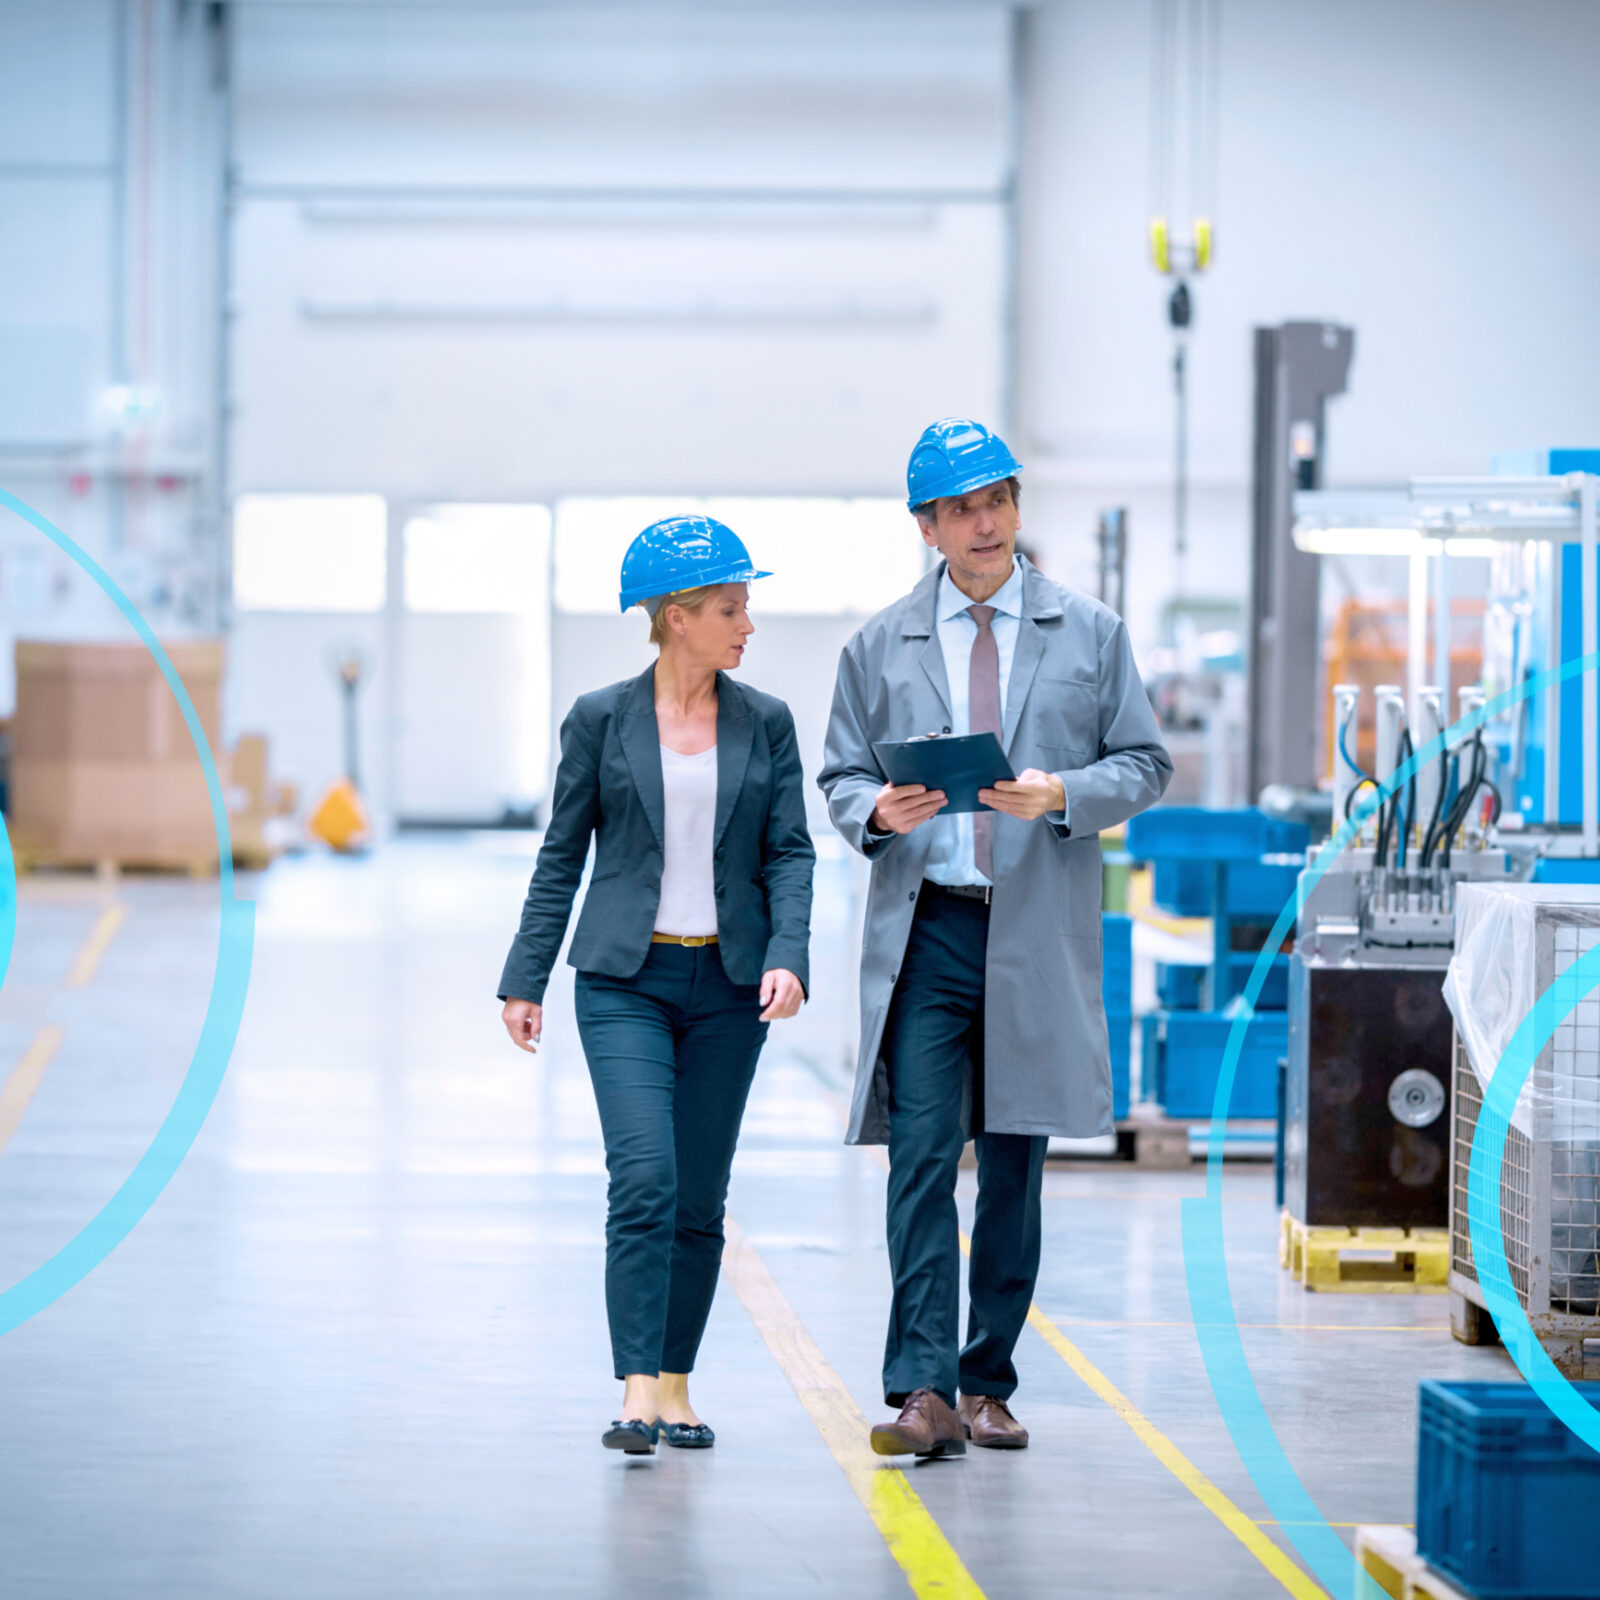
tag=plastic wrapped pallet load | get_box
[1442,884,1600,1372]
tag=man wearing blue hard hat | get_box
[820,419,1171,1456]
[499,515,814,1455]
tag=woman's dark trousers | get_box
[575,943,768,1379]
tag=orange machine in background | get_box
[1322,599,1484,776]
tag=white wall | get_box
[0,0,226,711]
[11,0,1600,825]
[224,4,1013,821]
[1016,0,1600,653]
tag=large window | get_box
[403,504,552,613]
[552,496,923,616]
[232,494,387,611]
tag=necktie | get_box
[967,604,1000,881]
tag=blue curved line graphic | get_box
[1181,650,1600,1598]
[1466,944,1600,1454]
[0,487,254,1336]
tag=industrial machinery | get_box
[1285,465,1600,1230]
[1246,320,1356,798]
[1287,680,1517,1228]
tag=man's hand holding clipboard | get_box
[869,732,1067,834]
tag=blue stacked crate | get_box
[1148,1010,1289,1119]
[1157,953,1289,1012]
[1125,807,1306,1122]
[1416,1380,1600,1599]
[1102,913,1132,1120]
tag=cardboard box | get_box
[13,640,223,764]
[11,756,219,866]
[10,639,227,868]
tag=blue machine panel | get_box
[1494,449,1600,827]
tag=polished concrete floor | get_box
[0,835,1519,1598]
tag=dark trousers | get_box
[881,888,1048,1408]
[575,943,768,1379]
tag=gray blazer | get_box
[818,558,1171,1142]
[499,666,814,1004]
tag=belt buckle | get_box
[681,935,709,948]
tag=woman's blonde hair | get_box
[644,584,721,647]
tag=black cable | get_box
[1419,747,1452,868]
[1345,776,1378,819]
[1396,730,1417,871]
[1438,736,1489,869]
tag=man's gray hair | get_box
[911,475,1021,525]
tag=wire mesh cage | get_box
[1447,894,1600,1375]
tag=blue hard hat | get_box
[618,515,772,613]
[906,418,1022,510]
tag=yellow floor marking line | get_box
[722,1217,984,1600]
[0,1026,64,1155]
[958,1230,1328,1600]
[828,1093,1327,1594]
[65,902,126,988]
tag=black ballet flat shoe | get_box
[602,1418,659,1454]
[660,1421,715,1449]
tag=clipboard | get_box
[873,731,1015,815]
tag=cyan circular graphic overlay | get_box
[0,487,254,1337]
[1180,650,1600,1598]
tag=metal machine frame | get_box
[1294,472,1600,858]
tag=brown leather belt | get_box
[650,933,719,946]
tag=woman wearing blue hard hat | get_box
[497,515,814,1455]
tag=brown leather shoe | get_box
[869,1389,967,1458]
[958,1393,1029,1449]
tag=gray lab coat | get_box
[818,558,1172,1144]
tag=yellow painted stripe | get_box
[954,1229,1326,1599]
[831,1094,1327,1594]
[722,1218,983,1599]
[0,1025,64,1154]
[65,903,126,988]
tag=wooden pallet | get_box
[1355,1525,1472,1600]
[1280,1213,1448,1294]
[1115,1117,1192,1169]
[14,849,218,881]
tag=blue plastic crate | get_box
[1150,855,1305,919]
[1416,1380,1600,1599]
[1102,913,1133,1013]
[1157,952,1289,1011]
[1151,1009,1286,1119]
[1127,806,1306,864]
[1532,857,1600,885]
[1107,1006,1131,1121]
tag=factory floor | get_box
[0,835,1518,1600]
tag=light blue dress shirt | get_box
[923,558,1072,885]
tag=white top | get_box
[654,743,720,936]
[924,558,1027,887]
